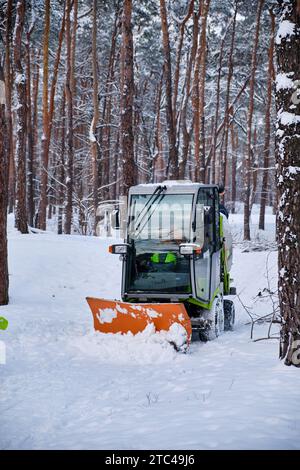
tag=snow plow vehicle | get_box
[87,181,236,350]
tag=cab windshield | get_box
[126,193,193,294]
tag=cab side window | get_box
[213,188,221,250]
[197,189,214,252]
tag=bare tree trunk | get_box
[39,3,66,230]
[179,11,199,179]
[32,48,40,226]
[276,0,300,367]
[107,7,120,200]
[13,0,28,234]
[25,11,35,227]
[159,0,178,179]
[70,0,78,217]
[211,29,226,184]
[153,75,165,182]
[172,0,194,129]
[64,0,74,233]
[4,0,15,214]
[192,0,210,182]
[120,0,135,196]
[104,8,119,201]
[250,125,258,210]
[259,9,275,230]
[198,0,210,183]
[58,92,66,235]
[38,0,50,230]
[221,4,237,192]
[0,67,9,305]
[90,0,99,235]
[243,0,264,240]
[230,116,238,214]
[111,130,120,201]
[70,0,78,98]
[191,3,201,182]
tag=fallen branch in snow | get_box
[238,293,280,340]
[238,251,281,341]
[236,293,256,339]
[253,335,280,342]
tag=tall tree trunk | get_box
[13,0,28,234]
[243,0,264,240]
[107,6,120,200]
[198,0,210,182]
[179,11,199,179]
[25,11,35,227]
[120,0,135,196]
[221,4,237,192]
[192,0,210,182]
[58,92,66,235]
[39,2,65,230]
[70,0,78,216]
[250,125,258,210]
[159,0,178,179]
[4,0,15,214]
[230,116,238,214]
[38,0,50,230]
[90,0,99,235]
[191,4,201,182]
[64,0,74,233]
[211,29,227,184]
[154,74,165,182]
[0,67,9,305]
[276,0,300,366]
[32,48,40,226]
[172,0,194,129]
[103,7,120,201]
[259,9,275,230]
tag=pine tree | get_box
[13,0,28,234]
[276,0,300,367]
[120,0,135,196]
[0,65,9,305]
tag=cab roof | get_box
[129,180,219,195]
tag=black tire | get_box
[224,299,235,331]
[199,329,215,342]
[199,296,224,342]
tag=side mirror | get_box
[109,243,130,255]
[179,243,202,256]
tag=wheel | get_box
[224,299,235,331]
[199,295,224,342]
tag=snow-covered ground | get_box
[1,211,300,450]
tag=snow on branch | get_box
[276,19,295,44]
[89,118,97,143]
[276,72,295,91]
[277,110,300,126]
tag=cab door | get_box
[194,187,221,303]
[210,187,221,297]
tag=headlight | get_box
[179,244,202,255]
[109,244,129,255]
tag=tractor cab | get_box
[121,181,223,307]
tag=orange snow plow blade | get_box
[86,297,192,342]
